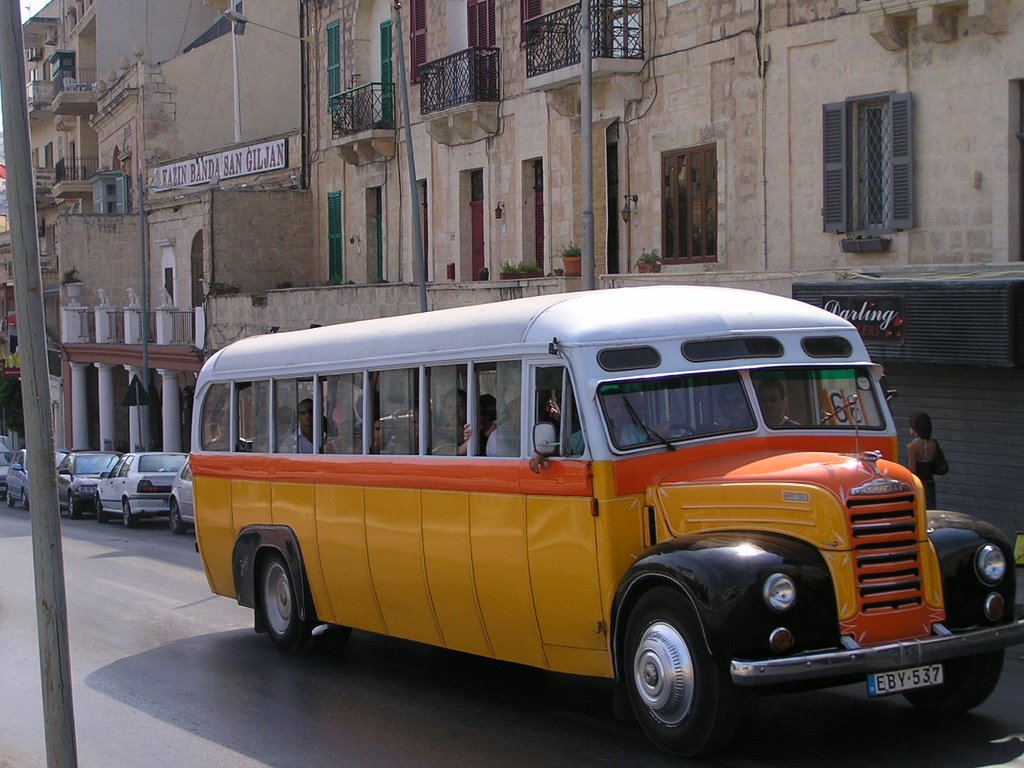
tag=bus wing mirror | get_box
[533,422,558,456]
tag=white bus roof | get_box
[198,286,859,383]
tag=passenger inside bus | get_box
[756,379,799,427]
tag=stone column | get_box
[124,365,141,451]
[95,363,116,451]
[69,362,90,449]
[157,369,181,452]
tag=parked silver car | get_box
[96,452,188,527]
[168,457,194,534]
[6,449,69,510]
[57,451,121,519]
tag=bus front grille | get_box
[846,494,923,612]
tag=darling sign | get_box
[149,138,288,191]
[823,295,905,341]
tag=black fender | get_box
[612,531,839,679]
[926,510,1016,629]
[232,525,312,627]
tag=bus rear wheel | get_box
[259,553,317,655]
[623,587,741,757]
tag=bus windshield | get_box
[597,367,885,450]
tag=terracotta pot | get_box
[562,255,581,277]
[637,263,661,274]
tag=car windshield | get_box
[74,454,119,475]
[597,366,886,450]
[138,454,187,473]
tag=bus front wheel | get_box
[623,587,740,757]
[259,553,316,655]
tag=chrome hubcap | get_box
[264,562,292,636]
[633,621,695,725]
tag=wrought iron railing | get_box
[55,156,98,183]
[53,67,97,96]
[168,309,195,344]
[330,82,395,137]
[420,47,500,115]
[524,0,643,78]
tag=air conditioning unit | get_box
[26,47,43,62]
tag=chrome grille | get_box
[847,493,923,612]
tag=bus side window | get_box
[236,380,270,452]
[200,383,230,452]
[427,364,467,455]
[483,360,522,457]
[534,366,584,457]
[274,378,315,453]
[322,373,363,454]
[375,368,418,455]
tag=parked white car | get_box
[97,452,188,528]
[168,457,194,535]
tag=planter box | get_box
[840,237,891,253]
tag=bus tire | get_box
[623,587,740,757]
[903,650,1004,714]
[259,552,316,655]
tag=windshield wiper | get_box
[622,397,676,452]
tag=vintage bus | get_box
[191,285,1024,755]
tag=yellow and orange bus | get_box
[192,285,1023,755]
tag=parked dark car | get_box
[57,451,121,519]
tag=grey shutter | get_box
[115,175,127,214]
[822,101,849,233]
[889,92,913,230]
[91,178,105,213]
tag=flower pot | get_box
[64,281,83,303]
[562,255,581,277]
[840,237,891,253]
[637,263,661,274]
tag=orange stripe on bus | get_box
[190,453,594,497]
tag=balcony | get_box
[62,303,196,347]
[330,82,396,166]
[523,0,643,93]
[420,47,500,146]
[34,166,56,203]
[53,156,97,200]
[27,80,53,118]
[51,67,98,116]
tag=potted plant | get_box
[500,261,544,279]
[61,267,83,301]
[839,234,891,253]
[637,249,662,274]
[561,243,581,277]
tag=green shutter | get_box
[889,92,913,230]
[380,21,394,124]
[822,101,849,233]
[327,21,342,101]
[328,191,344,283]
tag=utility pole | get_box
[580,0,595,290]
[0,2,79,766]
[392,1,427,312]
[139,175,151,450]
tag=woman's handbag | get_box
[933,441,950,475]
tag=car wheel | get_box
[623,587,742,757]
[23,493,29,511]
[903,650,1004,714]
[168,499,185,535]
[259,553,318,655]
[122,498,136,529]
[6,488,13,507]
[68,494,82,520]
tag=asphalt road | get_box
[1,505,1023,768]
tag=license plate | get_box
[867,664,943,697]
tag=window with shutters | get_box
[410,0,427,83]
[520,0,540,45]
[327,21,342,103]
[661,144,718,263]
[822,92,913,234]
[328,191,344,284]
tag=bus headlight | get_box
[975,544,1006,586]
[763,573,796,612]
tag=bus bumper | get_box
[730,618,1024,686]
